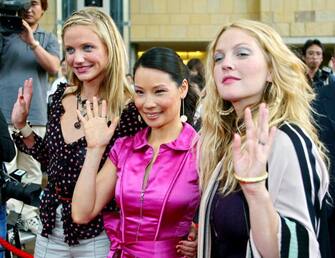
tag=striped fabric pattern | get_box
[198,121,329,258]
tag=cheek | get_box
[65,56,73,67]
[213,66,221,85]
[134,96,143,111]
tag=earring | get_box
[218,106,234,116]
[180,98,188,123]
[138,114,142,122]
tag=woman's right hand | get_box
[77,97,119,149]
[11,78,33,128]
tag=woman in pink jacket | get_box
[72,47,200,257]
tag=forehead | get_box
[306,44,323,53]
[134,67,176,87]
[215,28,259,50]
[63,25,100,43]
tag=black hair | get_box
[186,58,205,77]
[302,39,324,56]
[133,47,199,126]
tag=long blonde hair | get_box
[199,20,324,194]
[62,8,132,117]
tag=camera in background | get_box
[0,0,31,34]
[0,166,41,207]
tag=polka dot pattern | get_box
[13,83,146,245]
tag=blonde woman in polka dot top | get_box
[11,8,145,258]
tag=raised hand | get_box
[11,78,33,128]
[77,97,118,149]
[20,19,35,45]
[232,103,276,194]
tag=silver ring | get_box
[258,140,266,146]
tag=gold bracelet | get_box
[233,171,268,184]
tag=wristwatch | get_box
[29,40,40,50]
[13,122,33,138]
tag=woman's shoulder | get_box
[275,122,315,150]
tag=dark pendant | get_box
[74,121,81,129]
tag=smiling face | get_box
[134,67,187,130]
[213,28,271,115]
[63,25,108,87]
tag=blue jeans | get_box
[0,204,6,258]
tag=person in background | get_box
[187,58,205,92]
[313,80,335,258]
[48,57,68,103]
[11,8,146,257]
[302,39,335,89]
[197,20,329,257]
[0,0,60,234]
[72,47,200,257]
[0,108,16,258]
[331,48,335,73]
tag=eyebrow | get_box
[134,84,167,89]
[215,42,250,52]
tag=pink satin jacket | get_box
[105,123,200,257]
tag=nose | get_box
[221,56,234,70]
[73,51,84,64]
[143,94,156,109]
[25,5,33,12]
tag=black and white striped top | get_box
[198,122,329,258]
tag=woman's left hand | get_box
[232,103,276,194]
[176,223,197,258]
[77,97,118,149]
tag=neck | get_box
[308,67,318,80]
[29,23,38,32]
[80,84,100,100]
[148,119,183,147]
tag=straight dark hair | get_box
[133,47,199,126]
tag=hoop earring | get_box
[180,98,188,123]
[218,106,234,116]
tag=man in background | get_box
[302,39,335,89]
[0,0,60,234]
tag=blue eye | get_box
[213,53,224,63]
[83,45,94,52]
[65,47,74,55]
[235,48,250,58]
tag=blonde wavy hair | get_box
[199,20,324,194]
[61,8,132,117]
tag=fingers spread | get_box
[101,100,107,120]
[86,100,93,119]
[92,97,99,117]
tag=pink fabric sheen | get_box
[105,123,200,257]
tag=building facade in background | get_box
[41,0,335,70]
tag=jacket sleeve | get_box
[0,109,15,162]
[12,131,49,171]
[247,123,329,258]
